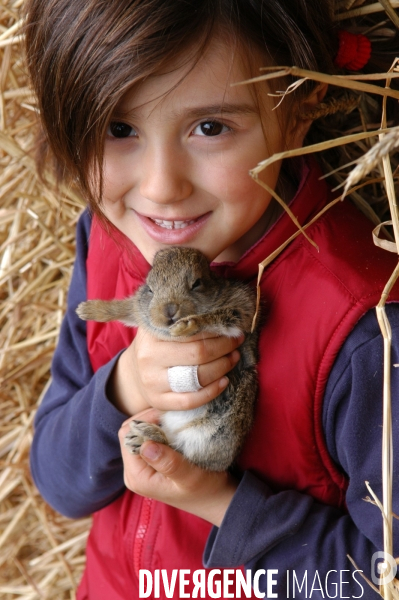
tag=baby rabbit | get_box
[77,247,258,471]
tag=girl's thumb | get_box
[140,441,186,479]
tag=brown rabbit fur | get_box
[76,246,258,471]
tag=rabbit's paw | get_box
[124,420,169,454]
[169,316,200,337]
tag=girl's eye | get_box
[107,122,137,138]
[193,121,229,137]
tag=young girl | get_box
[24,0,399,598]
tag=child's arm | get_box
[108,327,240,417]
[201,306,399,596]
[30,211,128,517]
[31,211,241,518]
[119,307,399,597]
[119,410,239,527]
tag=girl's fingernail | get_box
[219,376,229,389]
[141,442,162,461]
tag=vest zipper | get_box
[133,497,154,578]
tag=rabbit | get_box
[76,246,258,471]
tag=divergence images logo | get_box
[371,552,398,586]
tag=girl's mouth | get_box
[151,218,197,229]
[135,211,210,243]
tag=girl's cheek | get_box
[103,165,133,202]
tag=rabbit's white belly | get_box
[208,325,242,338]
[161,406,218,462]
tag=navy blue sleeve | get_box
[204,304,399,599]
[30,211,128,518]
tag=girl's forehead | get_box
[116,39,269,117]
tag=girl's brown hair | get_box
[24,0,339,213]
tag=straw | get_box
[247,10,399,598]
[0,2,87,598]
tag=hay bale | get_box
[0,2,89,598]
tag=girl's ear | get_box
[289,83,328,149]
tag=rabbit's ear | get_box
[115,315,140,327]
[76,300,103,321]
[76,298,139,326]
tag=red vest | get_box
[77,160,399,599]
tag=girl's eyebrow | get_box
[182,103,257,119]
[114,102,257,121]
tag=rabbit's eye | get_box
[147,286,153,294]
[191,279,202,290]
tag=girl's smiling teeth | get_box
[151,217,197,229]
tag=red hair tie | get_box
[334,30,371,71]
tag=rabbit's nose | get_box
[163,303,179,323]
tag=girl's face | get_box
[102,39,298,264]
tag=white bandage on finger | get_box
[167,365,203,393]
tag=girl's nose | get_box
[139,145,193,205]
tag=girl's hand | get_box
[118,410,238,527]
[108,327,243,416]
